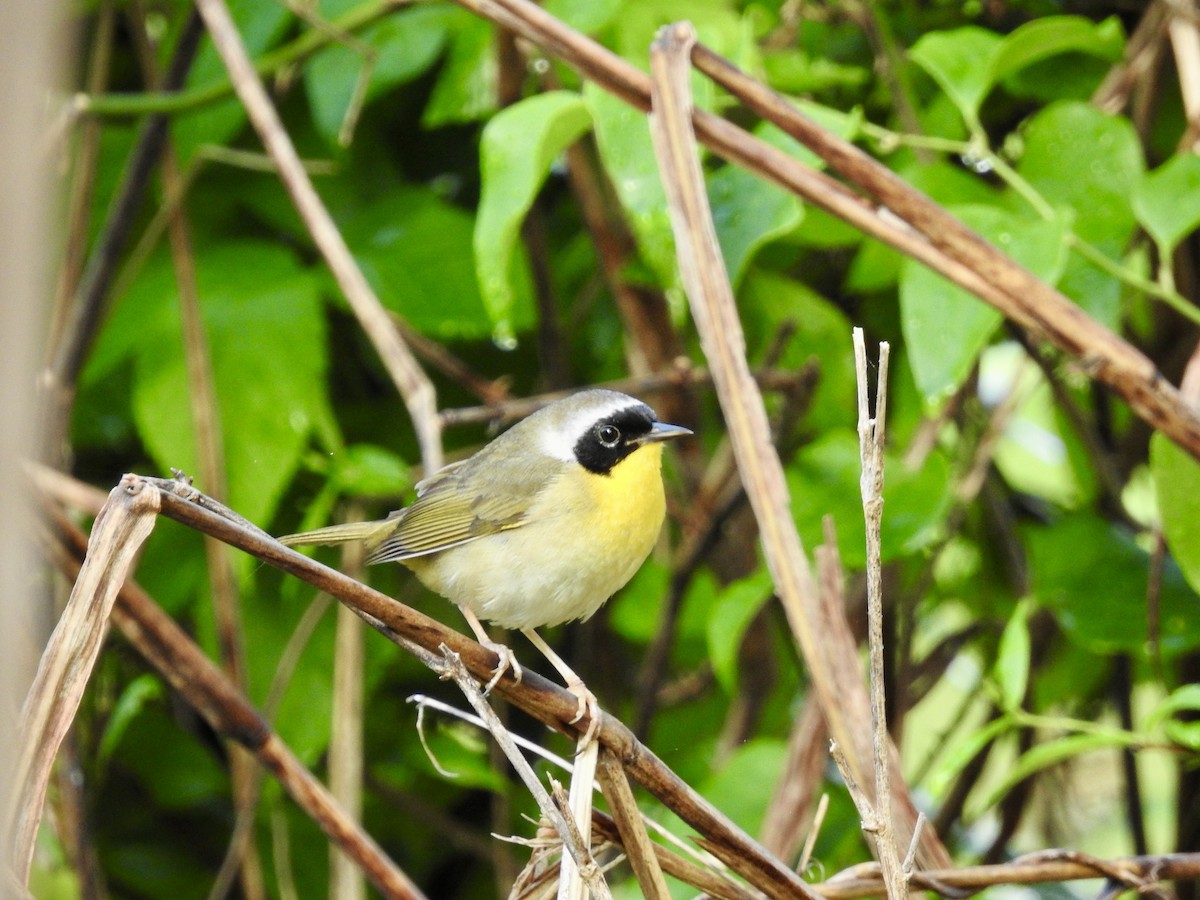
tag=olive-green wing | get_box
[366,455,550,564]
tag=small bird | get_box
[280,389,691,734]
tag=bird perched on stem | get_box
[280,389,691,738]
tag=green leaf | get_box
[991,16,1124,85]
[1017,101,1143,246]
[709,160,802,290]
[97,675,165,765]
[341,184,517,340]
[475,91,592,343]
[994,598,1032,712]
[707,572,774,693]
[1151,433,1200,595]
[128,243,328,526]
[901,205,1068,401]
[909,27,1003,127]
[696,739,787,834]
[422,12,496,127]
[305,3,452,145]
[543,0,621,33]
[584,82,676,288]
[1026,511,1200,656]
[788,430,952,569]
[330,444,410,496]
[740,270,856,434]
[1134,154,1200,253]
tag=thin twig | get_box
[436,647,610,899]
[647,16,934,878]
[192,0,443,472]
[35,508,426,899]
[134,473,815,899]
[852,328,905,899]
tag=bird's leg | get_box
[459,607,521,694]
[521,627,600,746]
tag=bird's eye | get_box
[597,424,621,448]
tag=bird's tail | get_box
[278,520,390,549]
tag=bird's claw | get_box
[566,680,601,747]
[481,641,521,695]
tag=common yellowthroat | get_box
[281,389,691,726]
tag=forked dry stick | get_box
[647,18,935,877]
[851,329,906,899]
[7,476,159,880]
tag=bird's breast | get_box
[407,444,667,630]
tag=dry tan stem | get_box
[816,850,1200,899]
[330,530,368,900]
[135,474,815,898]
[8,476,160,880]
[1168,5,1200,152]
[451,0,1200,464]
[191,0,443,472]
[648,15,936,879]
[852,330,906,899]
[436,648,610,899]
[595,750,671,900]
[560,737,599,900]
[34,506,426,899]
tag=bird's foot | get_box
[481,640,522,695]
[565,678,601,747]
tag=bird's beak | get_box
[640,421,693,444]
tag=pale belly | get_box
[405,446,667,630]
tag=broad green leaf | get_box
[584,82,677,288]
[696,740,787,834]
[1151,433,1200,595]
[340,184,520,339]
[739,270,855,434]
[1133,154,1200,253]
[788,430,952,569]
[608,558,670,644]
[305,3,453,145]
[128,243,327,527]
[330,443,410,497]
[422,13,496,127]
[762,48,870,94]
[706,572,774,693]
[909,27,1003,127]
[1017,101,1143,245]
[1016,101,1140,326]
[709,159,802,290]
[543,0,621,33]
[475,91,592,343]
[901,205,1068,401]
[991,16,1124,85]
[994,598,1032,712]
[1026,512,1200,656]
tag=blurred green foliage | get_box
[48,0,1200,896]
